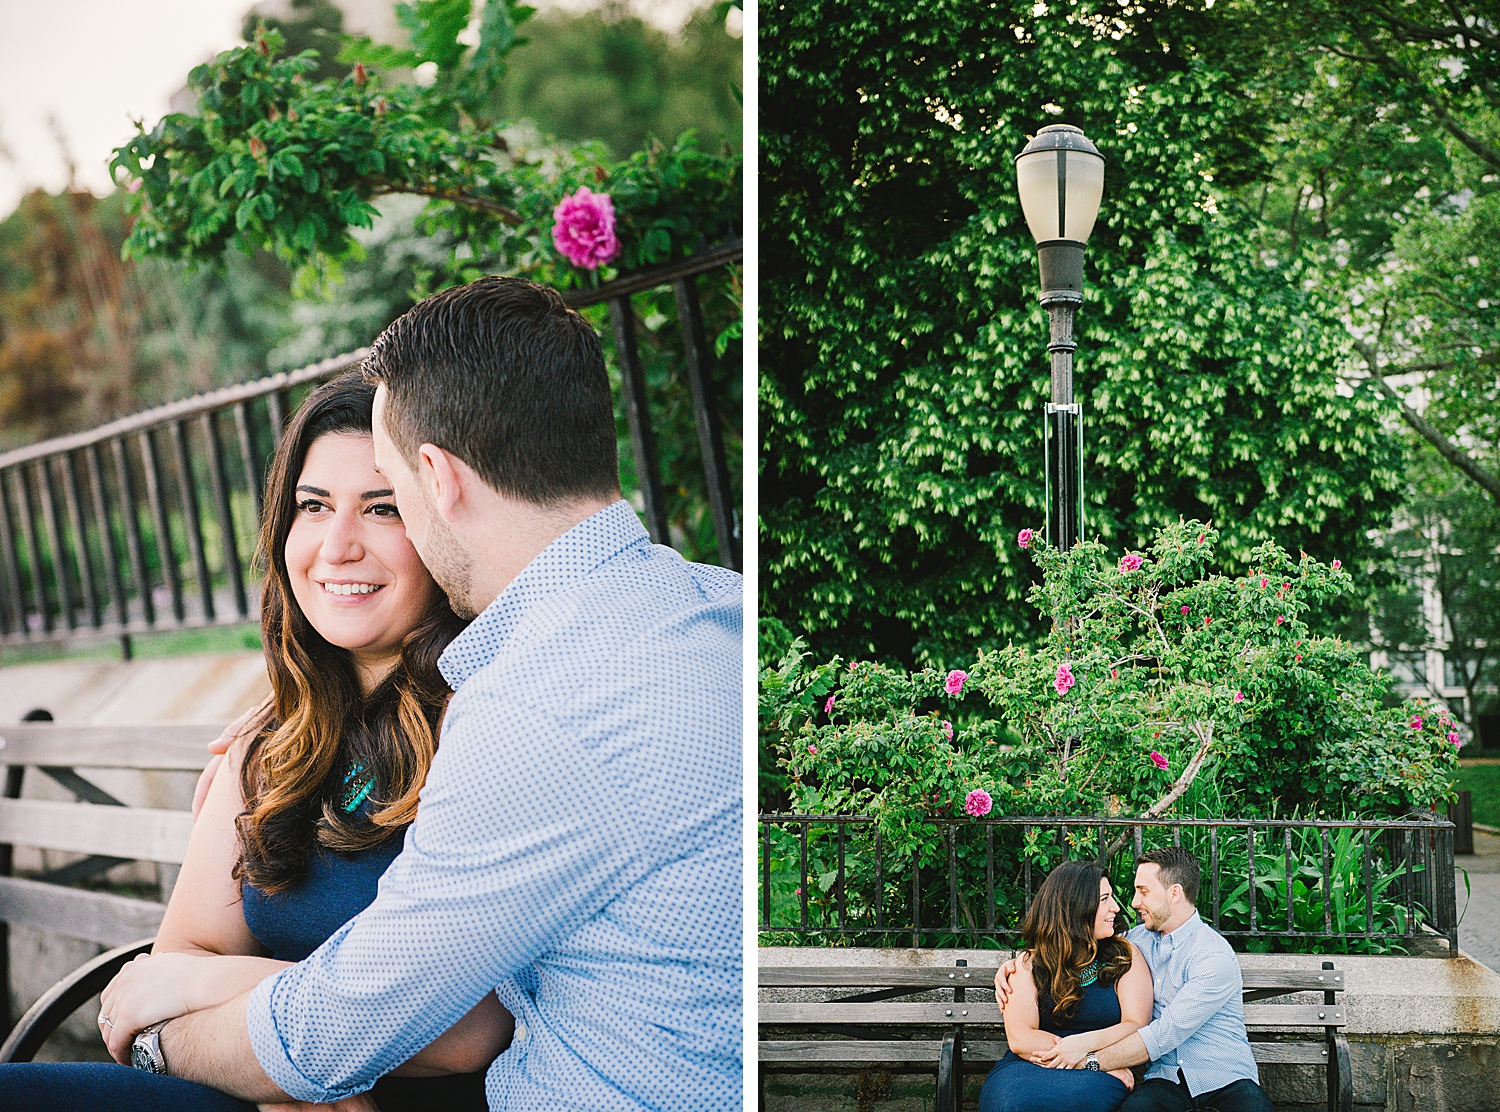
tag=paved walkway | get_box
[1456,828,1500,972]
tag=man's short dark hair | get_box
[1137,847,1201,906]
[363,275,620,505]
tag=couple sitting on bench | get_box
[985,849,1276,1112]
[0,277,742,1110]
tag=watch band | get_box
[130,1020,169,1074]
[1084,1051,1101,1071]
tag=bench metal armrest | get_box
[0,937,154,1063]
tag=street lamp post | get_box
[1014,124,1105,551]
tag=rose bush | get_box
[762,519,1459,845]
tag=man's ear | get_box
[417,443,464,521]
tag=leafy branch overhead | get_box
[110,1,739,289]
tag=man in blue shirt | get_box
[131,277,743,1109]
[997,848,1275,1112]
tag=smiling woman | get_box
[284,431,442,694]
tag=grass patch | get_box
[0,622,261,667]
[1455,763,1500,828]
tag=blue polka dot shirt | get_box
[246,500,743,1110]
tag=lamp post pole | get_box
[1014,125,1105,551]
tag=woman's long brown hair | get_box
[234,371,466,895]
[1021,860,1133,1021]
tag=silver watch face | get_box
[131,1032,164,1073]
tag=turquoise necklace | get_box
[1079,957,1101,987]
[340,762,374,813]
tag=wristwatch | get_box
[131,1020,169,1074]
[1084,1052,1101,1072]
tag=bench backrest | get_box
[759,961,1348,1031]
[0,722,221,947]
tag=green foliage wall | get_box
[760,0,1407,665]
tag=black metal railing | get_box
[0,243,741,650]
[759,812,1459,954]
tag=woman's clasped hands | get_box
[97,951,206,1063]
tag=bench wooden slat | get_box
[1243,1004,1346,1027]
[761,1039,1333,1067]
[762,965,1341,993]
[0,875,167,946]
[760,965,1003,988]
[1242,969,1345,991]
[763,1001,1345,1028]
[0,724,221,770]
[0,798,193,863]
[762,1002,999,1025]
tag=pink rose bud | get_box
[807,744,817,754]
[964,789,993,817]
[1197,532,1206,543]
[1260,577,1268,588]
[248,136,267,159]
[1110,669,1118,679]
[1120,553,1143,572]
[353,61,368,85]
[942,720,953,741]
[552,186,621,270]
[1017,528,1034,549]
[825,695,836,714]
[1295,654,1302,661]
[1150,751,1169,771]
[1275,616,1285,625]
[1332,559,1341,570]
[1180,605,1190,614]
[1053,663,1075,696]
[945,670,968,696]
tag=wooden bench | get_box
[0,717,221,1061]
[760,955,1352,1112]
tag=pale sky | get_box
[0,0,703,220]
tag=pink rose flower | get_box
[807,744,817,754]
[1260,577,1268,588]
[1120,553,1143,572]
[1150,751,1169,771]
[942,720,954,741]
[1448,731,1461,745]
[1275,615,1285,625]
[1233,691,1244,704]
[1409,715,1423,730]
[552,186,621,270]
[1180,605,1190,615]
[945,669,969,696]
[1017,528,1034,549]
[825,694,836,714]
[1053,663,1075,696]
[964,789,993,817]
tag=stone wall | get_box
[759,946,1500,1112]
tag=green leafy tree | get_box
[489,0,743,158]
[760,0,1405,665]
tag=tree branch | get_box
[369,180,524,225]
[1351,337,1500,503]
[1102,721,1215,862]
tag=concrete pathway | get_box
[1456,828,1500,972]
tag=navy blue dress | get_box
[978,974,1132,1112]
[0,829,491,1112]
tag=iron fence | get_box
[759,812,1459,954]
[0,243,741,651]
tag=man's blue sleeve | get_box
[245,690,646,1102]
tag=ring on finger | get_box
[98,1013,115,1029]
